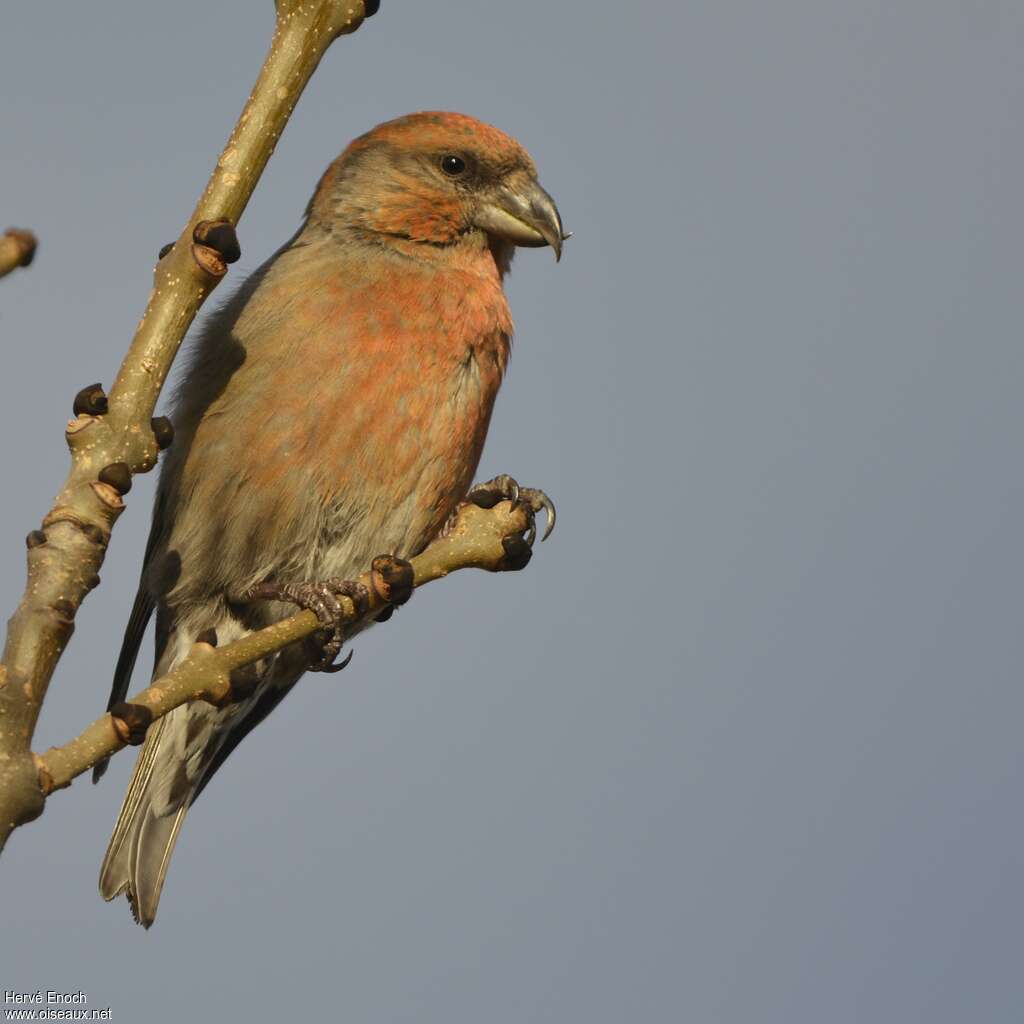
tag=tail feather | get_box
[127,804,189,928]
[100,716,168,882]
[99,714,191,928]
[100,611,279,927]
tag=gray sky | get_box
[3,1,1024,1021]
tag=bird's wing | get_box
[92,493,167,783]
[99,633,292,927]
[190,681,293,803]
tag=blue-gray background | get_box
[2,2,1022,1021]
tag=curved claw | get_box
[517,488,556,543]
[467,476,557,546]
[320,648,355,674]
[240,578,365,673]
[537,492,556,541]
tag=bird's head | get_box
[307,111,566,266]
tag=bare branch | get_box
[36,500,535,797]
[0,228,36,279]
[0,1,377,850]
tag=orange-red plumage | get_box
[98,111,563,927]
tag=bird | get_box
[96,110,564,927]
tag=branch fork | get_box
[0,0,379,849]
[0,0,546,865]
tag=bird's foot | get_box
[238,555,413,671]
[239,578,368,672]
[465,474,556,548]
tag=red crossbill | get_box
[97,111,564,927]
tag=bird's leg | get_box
[235,555,414,672]
[237,578,367,672]
[462,474,557,548]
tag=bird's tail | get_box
[98,714,190,929]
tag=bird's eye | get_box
[440,154,467,176]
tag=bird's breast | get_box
[247,255,513,560]
[161,244,517,609]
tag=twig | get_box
[0,1,377,850]
[0,229,36,279]
[36,500,535,795]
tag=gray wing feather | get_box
[93,497,167,784]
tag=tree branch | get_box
[0,1,377,851]
[36,500,535,796]
[0,228,36,279]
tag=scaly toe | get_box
[468,474,521,510]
